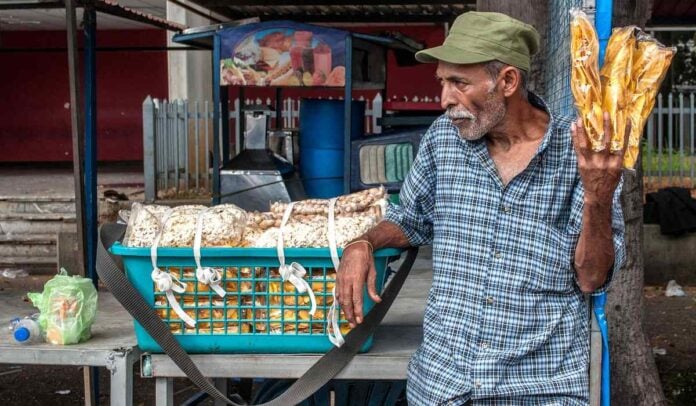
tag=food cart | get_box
[172,20,422,207]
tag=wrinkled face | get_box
[436,62,507,141]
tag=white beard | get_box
[447,89,507,141]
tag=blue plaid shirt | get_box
[385,94,626,405]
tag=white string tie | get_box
[151,268,195,327]
[193,208,227,298]
[276,202,317,316]
[326,197,345,347]
[150,211,195,327]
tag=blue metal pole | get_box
[84,0,98,286]
[596,0,613,66]
[83,2,100,401]
[221,83,230,166]
[343,34,352,194]
[212,34,222,205]
[594,3,613,405]
[592,291,610,406]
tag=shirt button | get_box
[475,380,482,388]
[502,205,510,213]
[486,296,494,304]
[481,342,489,349]
[494,251,502,259]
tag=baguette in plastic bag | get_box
[570,9,605,151]
[624,32,675,169]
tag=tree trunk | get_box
[608,1,666,405]
[610,162,666,405]
[475,0,547,95]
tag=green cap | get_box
[415,11,540,72]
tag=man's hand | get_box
[571,112,630,205]
[571,112,630,292]
[336,242,382,328]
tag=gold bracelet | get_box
[343,239,374,253]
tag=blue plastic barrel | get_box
[299,99,365,198]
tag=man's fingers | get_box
[337,269,354,325]
[340,281,356,326]
[352,273,366,326]
[366,262,382,304]
[571,117,588,153]
[602,112,611,152]
[622,120,632,154]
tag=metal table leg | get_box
[107,348,138,406]
[156,378,174,406]
[214,378,228,406]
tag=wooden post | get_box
[65,0,86,277]
[143,96,157,202]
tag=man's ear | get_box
[500,66,521,97]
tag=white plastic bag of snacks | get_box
[124,203,247,248]
[122,203,170,247]
[243,187,387,248]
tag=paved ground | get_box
[644,286,696,404]
[0,164,144,199]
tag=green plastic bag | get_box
[27,268,98,345]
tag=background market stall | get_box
[170,20,424,207]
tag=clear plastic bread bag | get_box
[624,32,675,169]
[570,9,605,152]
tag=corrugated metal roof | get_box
[97,0,185,31]
[0,0,185,31]
[186,1,476,23]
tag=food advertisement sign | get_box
[220,21,348,87]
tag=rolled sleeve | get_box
[567,177,626,294]
[383,127,437,247]
[592,179,626,294]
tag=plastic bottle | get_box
[9,314,42,344]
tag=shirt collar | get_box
[527,92,556,158]
[458,92,560,189]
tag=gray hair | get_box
[484,60,528,98]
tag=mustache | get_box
[446,107,475,121]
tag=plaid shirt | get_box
[385,94,626,405]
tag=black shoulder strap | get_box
[97,223,418,405]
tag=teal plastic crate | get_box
[110,243,401,354]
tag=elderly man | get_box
[336,11,627,405]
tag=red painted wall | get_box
[0,30,168,162]
[0,24,443,163]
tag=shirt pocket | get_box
[511,216,575,294]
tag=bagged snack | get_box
[124,203,248,248]
[244,187,386,248]
[244,211,382,248]
[624,32,675,169]
[570,9,605,151]
[600,26,636,152]
[270,186,386,216]
[157,205,206,247]
[122,203,171,247]
[570,12,675,168]
[197,204,247,247]
[28,268,98,345]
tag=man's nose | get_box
[440,83,456,110]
